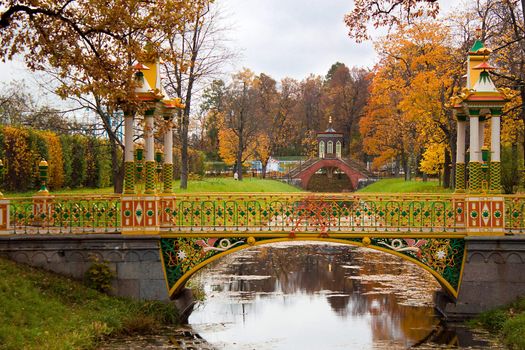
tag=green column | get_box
[490,113,502,193]
[123,112,135,194]
[455,163,466,193]
[489,161,502,193]
[144,161,156,194]
[469,162,482,193]
[144,108,156,194]
[124,161,135,194]
[163,163,173,193]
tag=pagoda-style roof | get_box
[469,40,484,53]
[450,39,512,117]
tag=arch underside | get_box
[159,235,466,299]
[307,169,353,192]
[300,160,366,190]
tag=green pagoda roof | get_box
[470,40,484,52]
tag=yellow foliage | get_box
[501,96,523,146]
[218,128,238,166]
[1,126,33,190]
[419,143,445,175]
[361,21,460,170]
[254,133,271,165]
[218,128,269,166]
[39,131,64,190]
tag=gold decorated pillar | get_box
[468,112,482,193]
[455,114,467,192]
[163,112,174,193]
[144,108,156,194]
[490,110,502,193]
[123,111,135,194]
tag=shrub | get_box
[84,255,114,293]
[1,126,33,191]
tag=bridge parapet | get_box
[1,192,525,316]
[0,193,523,235]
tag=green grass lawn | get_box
[3,177,303,197]
[170,177,303,193]
[469,297,525,350]
[358,178,453,194]
[0,258,179,350]
[4,177,454,197]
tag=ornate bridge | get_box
[1,39,524,320]
[1,192,523,304]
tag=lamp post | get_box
[38,159,49,194]
[0,159,4,198]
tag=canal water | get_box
[99,242,505,350]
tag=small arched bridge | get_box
[286,158,371,191]
[1,192,524,319]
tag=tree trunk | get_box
[401,155,410,181]
[180,116,189,189]
[236,150,242,181]
[449,131,457,189]
[179,18,200,190]
[110,137,123,193]
[261,160,267,179]
[236,145,243,181]
[443,147,452,188]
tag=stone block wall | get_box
[442,236,525,320]
[0,234,169,301]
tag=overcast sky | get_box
[218,0,376,81]
[0,0,462,97]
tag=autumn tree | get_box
[163,3,233,189]
[251,73,279,177]
[218,69,260,180]
[0,0,210,192]
[200,79,227,160]
[344,0,439,42]
[0,80,79,133]
[322,63,370,158]
[297,75,323,133]
[361,21,463,184]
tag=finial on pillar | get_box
[475,27,482,40]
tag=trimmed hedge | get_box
[0,126,112,192]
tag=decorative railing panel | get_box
[160,193,466,235]
[2,193,525,235]
[8,195,121,234]
[505,196,525,234]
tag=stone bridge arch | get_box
[160,236,465,300]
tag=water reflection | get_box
[189,242,502,350]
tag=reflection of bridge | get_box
[1,192,525,319]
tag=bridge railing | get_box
[160,193,465,235]
[6,195,121,234]
[2,193,525,235]
[505,196,525,234]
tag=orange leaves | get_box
[218,127,269,167]
[1,126,33,191]
[361,21,460,172]
[218,128,237,166]
[420,143,445,175]
[0,0,212,112]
